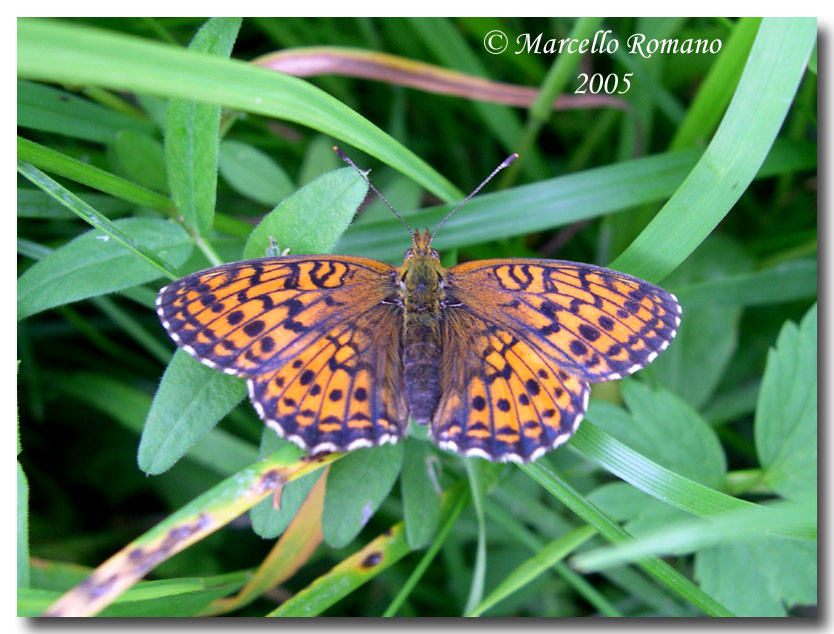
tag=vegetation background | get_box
[17,17,816,617]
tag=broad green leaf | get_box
[139,350,248,475]
[17,79,155,143]
[57,372,257,476]
[17,217,191,320]
[297,134,341,186]
[250,430,321,539]
[322,443,404,548]
[755,303,817,498]
[587,481,689,539]
[112,129,168,193]
[218,139,294,206]
[591,381,726,489]
[694,538,816,616]
[165,17,241,236]
[356,172,423,225]
[401,439,442,549]
[243,167,367,258]
[650,235,752,409]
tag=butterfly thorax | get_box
[399,230,445,425]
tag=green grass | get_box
[17,17,817,617]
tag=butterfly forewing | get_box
[446,259,681,383]
[156,256,398,377]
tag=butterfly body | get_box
[157,231,681,463]
[400,229,444,424]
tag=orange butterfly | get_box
[157,152,680,462]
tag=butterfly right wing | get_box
[432,305,590,463]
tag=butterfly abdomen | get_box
[403,321,442,424]
[401,249,444,425]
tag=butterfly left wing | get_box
[445,259,681,383]
[157,255,409,454]
[156,255,397,377]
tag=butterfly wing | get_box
[157,255,409,453]
[156,256,397,376]
[248,301,408,453]
[430,259,681,462]
[445,259,681,383]
[433,306,590,462]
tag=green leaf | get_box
[20,576,245,617]
[17,18,462,203]
[466,525,597,617]
[165,17,241,236]
[521,461,734,616]
[17,137,173,212]
[250,430,321,539]
[576,495,815,572]
[674,258,817,307]
[650,235,752,408]
[297,134,341,186]
[17,79,155,143]
[587,481,690,538]
[755,303,817,498]
[17,217,192,320]
[612,18,817,282]
[669,17,762,150]
[401,439,442,549]
[587,392,722,490]
[139,350,248,475]
[17,188,131,219]
[243,167,367,258]
[58,372,257,476]
[335,139,815,262]
[112,129,168,193]
[618,381,727,488]
[694,538,816,616]
[218,139,294,207]
[322,443,404,548]
[568,422,811,540]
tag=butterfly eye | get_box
[403,248,414,261]
[431,249,440,259]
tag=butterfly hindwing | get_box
[248,302,409,453]
[156,255,397,377]
[446,259,681,383]
[432,306,590,462]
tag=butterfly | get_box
[156,152,681,463]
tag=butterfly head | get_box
[404,228,439,263]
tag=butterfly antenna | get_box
[334,147,412,233]
[431,153,518,241]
